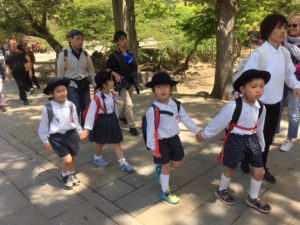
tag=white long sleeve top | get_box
[38,100,82,144]
[146,98,201,151]
[84,91,118,130]
[202,99,266,151]
[243,41,300,104]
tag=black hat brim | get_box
[145,80,178,88]
[43,79,70,95]
[233,69,271,92]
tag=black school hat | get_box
[94,71,113,89]
[233,69,271,92]
[43,77,70,95]
[145,72,178,88]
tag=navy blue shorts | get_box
[49,129,80,158]
[154,135,184,165]
[223,133,263,169]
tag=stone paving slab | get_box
[1,80,300,224]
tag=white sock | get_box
[118,158,126,165]
[249,178,262,199]
[219,173,231,191]
[94,154,102,160]
[61,171,69,177]
[160,174,170,193]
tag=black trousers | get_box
[12,72,28,101]
[262,102,281,169]
[24,68,40,90]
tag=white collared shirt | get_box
[84,91,118,130]
[38,100,82,144]
[243,41,300,104]
[146,98,201,151]
[202,99,266,151]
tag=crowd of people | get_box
[1,12,300,215]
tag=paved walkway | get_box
[0,80,300,225]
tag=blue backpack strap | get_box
[64,49,68,57]
[45,102,53,131]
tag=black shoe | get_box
[263,169,276,184]
[23,100,29,105]
[36,85,41,89]
[119,117,128,125]
[245,195,271,214]
[129,128,139,136]
[214,189,236,205]
[240,162,250,174]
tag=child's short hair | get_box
[114,31,127,42]
[94,71,113,89]
[260,14,287,41]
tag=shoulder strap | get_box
[45,103,53,131]
[255,46,267,70]
[231,97,243,125]
[68,101,74,122]
[257,100,264,119]
[63,49,69,72]
[171,98,181,113]
[83,50,88,57]
[94,95,106,113]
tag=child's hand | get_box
[153,150,161,158]
[196,132,205,143]
[80,129,89,140]
[44,143,52,151]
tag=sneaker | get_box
[120,162,134,173]
[129,128,139,136]
[156,164,162,183]
[160,189,180,204]
[61,175,73,190]
[263,169,276,184]
[23,100,29,105]
[30,88,34,94]
[280,139,293,152]
[93,158,109,167]
[214,189,236,205]
[240,161,250,174]
[119,117,128,125]
[69,173,80,186]
[245,195,271,214]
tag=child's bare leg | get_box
[112,143,125,160]
[95,144,104,156]
[62,154,73,174]
[171,161,182,169]
[69,156,76,172]
[160,163,172,192]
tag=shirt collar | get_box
[242,98,261,109]
[70,47,83,60]
[154,98,176,108]
[51,100,68,108]
[263,41,282,53]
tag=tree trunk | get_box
[124,0,138,62]
[112,0,125,31]
[211,0,239,100]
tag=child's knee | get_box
[252,167,265,180]
[162,163,172,174]
[62,154,73,164]
[171,161,182,169]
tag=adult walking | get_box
[243,15,300,184]
[106,31,139,136]
[57,29,95,124]
[5,39,32,105]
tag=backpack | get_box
[63,49,89,71]
[45,101,74,131]
[216,97,264,164]
[82,91,116,122]
[142,98,181,157]
[232,45,290,96]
